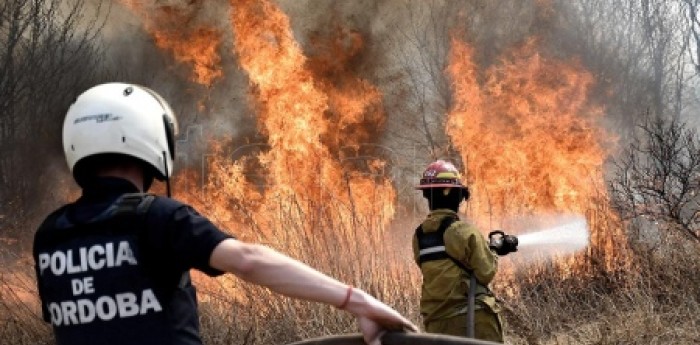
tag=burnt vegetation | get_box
[2,0,700,345]
[0,0,106,240]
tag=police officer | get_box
[33,83,418,345]
[412,160,517,343]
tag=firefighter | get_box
[33,83,417,345]
[412,160,517,343]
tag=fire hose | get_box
[286,332,501,345]
[467,274,476,338]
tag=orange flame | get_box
[119,0,223,86]
[163,0,396,244]
[446,36,627,270]
[447,37,606,219]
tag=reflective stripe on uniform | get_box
[419,246,447,256]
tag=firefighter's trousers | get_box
[424,310,503,343]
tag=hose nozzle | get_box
[489,230,519,256]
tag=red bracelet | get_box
[337,285,353,310]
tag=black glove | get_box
[488,230,519,256]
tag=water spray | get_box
[519,215,589,251]
[500,215,590,262]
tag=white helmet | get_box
[63,83,178,184]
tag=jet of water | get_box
[514,215,590,259]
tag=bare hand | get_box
[346,289,419,345]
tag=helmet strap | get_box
[162,151,172,197]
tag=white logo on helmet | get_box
[73,114,122,124]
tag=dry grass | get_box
[2,200,699,345]
[503,239,700,345]
[0,251,51,345]
[190,199,424,345]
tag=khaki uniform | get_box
[412,209,504,343]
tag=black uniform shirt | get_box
[33,177,232,345]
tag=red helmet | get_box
[416,160,467,189]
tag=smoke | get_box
[60,0,689,181]
[275,0,379,44]
[91,1,634,162]
[74,0,668,233]
[95,0,255,168]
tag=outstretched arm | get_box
[209,238,418,345]
[445,224,498,285]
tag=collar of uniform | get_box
[80,177,140,201]
[422,209,459,232]
[428,209,458,218]
[62,177,140,225]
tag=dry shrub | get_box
[3,192,700,345]
[503,234,700,345]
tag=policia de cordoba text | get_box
[37,241,163,327]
